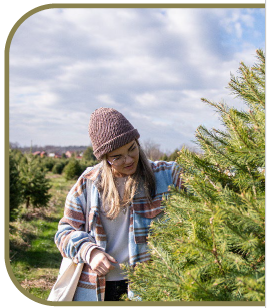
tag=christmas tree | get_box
[126,50,265,301]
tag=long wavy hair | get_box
[99,142,156,219]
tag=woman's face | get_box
[106,140,139,177]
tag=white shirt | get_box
[100,176,130,281]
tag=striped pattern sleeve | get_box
[55,174,100,264]
[171,162,183,189]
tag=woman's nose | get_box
[124,155,134,164]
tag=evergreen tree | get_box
[19,157,52,208]
[64,158,82,180]
[125,50,265,301]
[160,153,169,161]
[41,156,56,172]
[83,146,96,161]
[9,150,23,220]
[168,148,180,161]
[52,161,65,175]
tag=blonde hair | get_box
[100,144,156,219]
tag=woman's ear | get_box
[101,155,110,168]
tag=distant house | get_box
[49,152,61,158]
[65,151,74,158]
[54,153,62,158]
[33,151,47,157]
[40,151,47,158]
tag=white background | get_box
[1,0,265,307]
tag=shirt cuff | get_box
[85,246,105,265]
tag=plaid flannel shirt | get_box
[55,160,182,301]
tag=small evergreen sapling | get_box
[125,50,265,301]
[19,156,52,208]
[9,150,23,219]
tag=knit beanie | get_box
[88,107,140,160]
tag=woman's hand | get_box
[89,249,118,276]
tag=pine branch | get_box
[187,272,215,298]
[196,126,246,173]
[209,217,225,275]
[127,50,265,302]
[239,63,264,106]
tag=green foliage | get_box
[80,159,99,170]
[126,50,265,301]
[9,149,52,216]
[52,161,66,175]
[63,157,98,180]
[9,148,99,215]
[83,146,97,161]
[9,150,23,220]
[19,157,52,208]
[41,157,56,172]
[160,153,169,161]
[168,148,180,161]
[9,173,77,300]
[64,158,83,180]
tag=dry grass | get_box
[9,173,76,300]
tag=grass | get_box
[9,172,76,300]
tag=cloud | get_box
[9,7,265,151]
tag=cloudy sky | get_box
[9,5,265,153]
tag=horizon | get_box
[9,6,265,153]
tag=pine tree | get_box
[83,146,97,161]
[9,150,23,220]
[52,161,66,175]
[64,158,82,180]
[125,50,265,302]
[19,156,52,208]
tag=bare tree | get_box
[141,139,165,161]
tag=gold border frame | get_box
[5,3,265,306]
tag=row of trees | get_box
[126,50,265,301]
[9,147,99,220]
[9,150,52,220]
[9,140,183,221]
[142,140,199,162]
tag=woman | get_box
[55,107,182,301]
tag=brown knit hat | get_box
[88,107,140,160]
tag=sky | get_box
[9,5,265,154]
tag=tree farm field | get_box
[8,143,175,301]
[8,50,265,303]
[9,173,76,300]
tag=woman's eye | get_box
[113,156,122,161]
[130,146,136,152]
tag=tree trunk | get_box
[26,197,30,208]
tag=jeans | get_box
[104,280,128,301]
